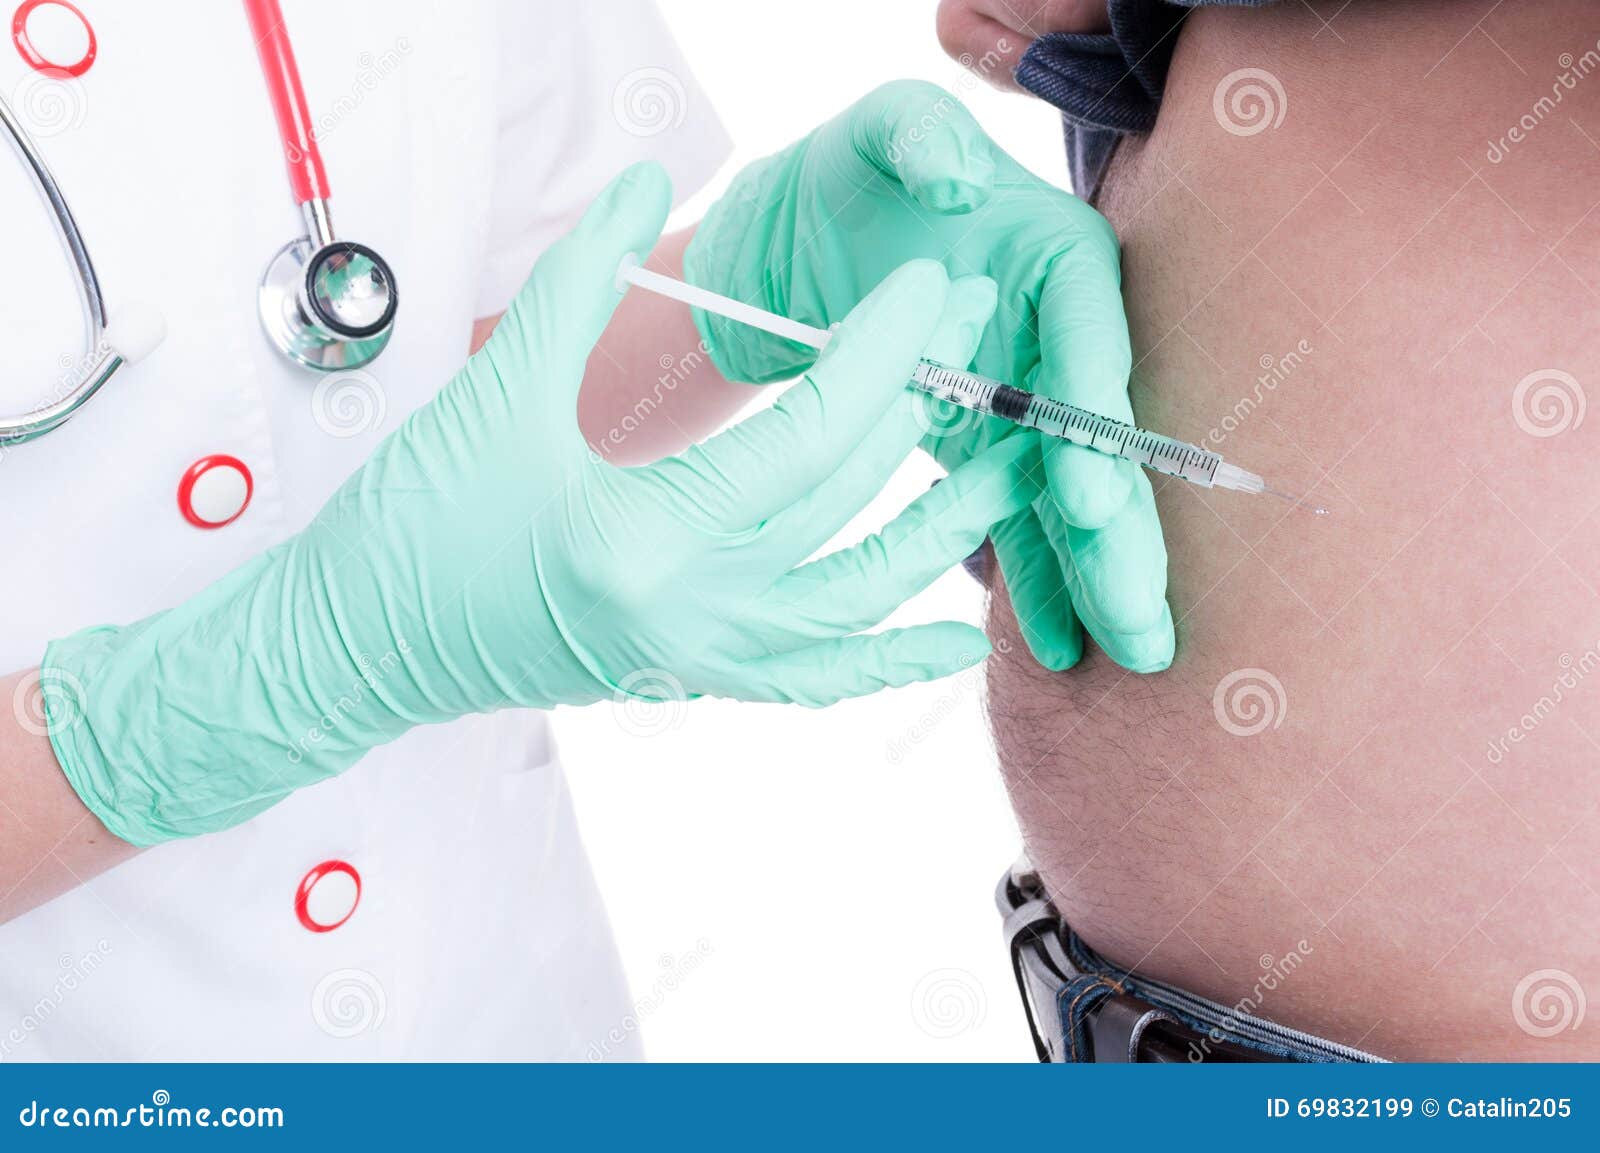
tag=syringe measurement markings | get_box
[912,361,1232,487]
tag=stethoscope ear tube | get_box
[5,0,399,443]
[0,300,162,444]
[0,92,166,444]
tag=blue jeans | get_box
[1014,0,1283,197]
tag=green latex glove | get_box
[685,80,1173,673]
[42,162,1044,846]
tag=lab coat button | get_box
[295,860,362,933]
[177,455,253,529]
[12,0,97,77]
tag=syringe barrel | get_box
[909,360,1223,487]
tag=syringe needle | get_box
[1262,485,1330,516]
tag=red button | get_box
[295,860,362,933]
[177,455,252,529]
[12,0,96,78]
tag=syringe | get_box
[617,257,1267,495]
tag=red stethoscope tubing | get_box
[242,0,327,204]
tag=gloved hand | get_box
[686,80,1172,673]
[42,162,1044,845]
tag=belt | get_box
[996,860,1384,1063]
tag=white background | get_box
[559,0,1074,1061]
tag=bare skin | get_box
[3,227,752,922]
[985,0,1600,1059]
[480,227,763,467]
[0,669,137,922]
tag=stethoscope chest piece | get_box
[258,233,397,372]
[248,0,397,374]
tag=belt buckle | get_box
[996,858,1081,1062]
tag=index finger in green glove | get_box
[1034,219,1138,531]
[1032,217,1173,647]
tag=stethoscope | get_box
[0,0,398,444]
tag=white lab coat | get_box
[0,0,728,1059]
